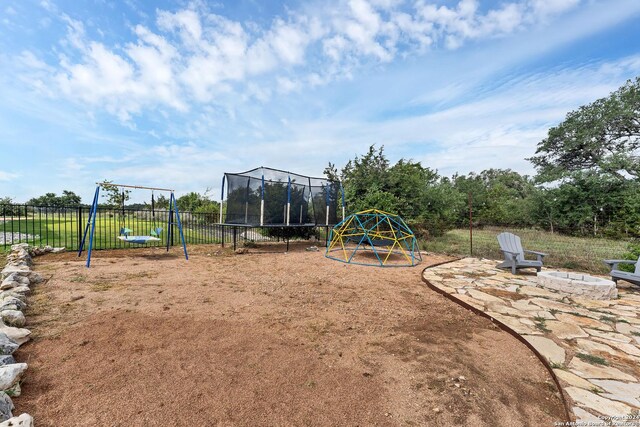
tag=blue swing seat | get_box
[118,226,162,244]
[117,235,161,244]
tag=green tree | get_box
[0,197,21,216]
[27,190,82,207]
[335,145,462,236]
[99,181,130,207]
[453,169,537,227]
[340,145,391,212]
[530,77,640,182]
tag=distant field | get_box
[426,227,630,274]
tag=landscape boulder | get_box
[0,364,27,391]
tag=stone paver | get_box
[565,387,634,416]
[568,358,637,382]
[545,320,589,340]
[523,335,566,365]
[423,258,640,422]
[553,369,600,391]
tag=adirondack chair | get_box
[604,256,640,287]
[496,232,547,275]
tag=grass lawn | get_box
[427,227,630,274]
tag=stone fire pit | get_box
[537,271,617,300]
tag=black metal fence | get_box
[0,203,295,252]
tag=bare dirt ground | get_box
[12,243,567,426]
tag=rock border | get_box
[421,261,574,424]
[0,243,63,426]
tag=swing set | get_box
[78,183,189,268]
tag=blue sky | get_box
[1,0,640,203]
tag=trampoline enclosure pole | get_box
[325,183,330,226]
[286,176,291,226]
[219,175,225,224]
[260,174,264,226]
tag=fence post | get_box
[77,206,83,250]
[468,192,473,256]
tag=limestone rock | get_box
[589,379,640,408]
[0,307,16,316]
[616,322,640,335]
[0,364,27,391]
[0,283,16,293]
[0,357,15,368]
[490,313,538,335]
[528,298,575,312]
[519,286,563,299]
[591,338,640,357]
[455,294,485,310]
[511,300,540,311]
[26,272,42,284]
[523,335,565,365]
[0,413,33,427]
[0,300,24,312]
[584,329,632,344]
[569,358,636,382]
[0,327,29,347]
[0,294,25,305]
[4,383,19,398]
[0,392,12,422]
[554,369,599,390]
[566,386,634,416]
[2,273,31,286]
[485,301,525,317]
[572,407,601,422]
[7,288,28,298]
[545,320,589,340]
[536,310,556,320]
[555,313,612,331]
[0,268,28,282]
[466,289,504,304]
[0,335,17,356]
[0,313,24,329]
[575,339,619,357]
[573,298,614,309]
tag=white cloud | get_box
[16,0,591,123]
[0,171,19,182]
[39,0,56,13]
[529,0,581,20]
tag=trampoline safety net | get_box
[222,167,344,226]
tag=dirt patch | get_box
[13,244,566,426]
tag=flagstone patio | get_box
[423,258,640,423]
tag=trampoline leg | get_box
[233,227,237,251]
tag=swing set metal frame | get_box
[78,182,189,268]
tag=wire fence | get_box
[427,226,633,274]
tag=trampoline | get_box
[219,167,345,226]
